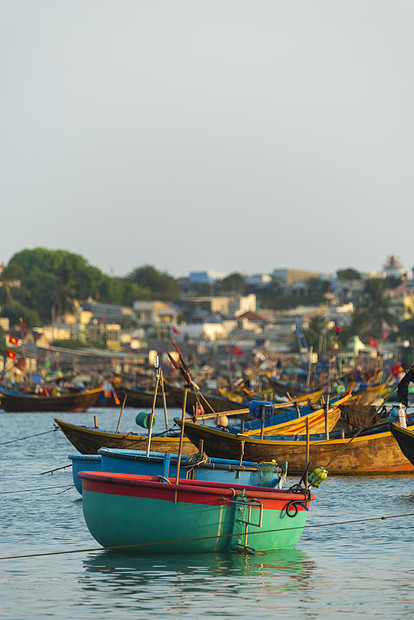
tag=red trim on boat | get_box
[79,471,314,509]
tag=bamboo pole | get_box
[146,373,160,457]
[160,370,169,429]
[260,403,265,440]
[115,394,127,433]
[175,389,188,485]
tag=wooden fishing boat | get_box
[228,387,352,435]
[165,380,246,414]
[351,381,392,405]
[79,471,314,553]
[115,385,170,409]
[177,420,414,475]
[0,386,102,412]
[69,448,285,495]
[54,417,198,455]
[228,401,341,437]
[389,423,414,467]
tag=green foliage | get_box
[397,317,414,343]
[4,248,119,321]
[337,268,362,280]
[127,265,180,301]
[350,277,396,339]
[1,302,41,328]
[0,325,6,356]
[51,339,89,349]
[218,273,245,293]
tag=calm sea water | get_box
[2,407,414,619]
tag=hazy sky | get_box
[2,1,414,279]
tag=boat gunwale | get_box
[79,470,313,503]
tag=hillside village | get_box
[1,254,414,379]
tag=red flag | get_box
[19,318,27,333]
[233,346,244,355]
[6,349,16,360]
[9,336,19,346]
[172,325,181,335]
[391,364,403,379]
[368,337,379,348]
[382,331,389,340]
[334,325,342,333]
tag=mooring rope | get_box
[0,428,58,446]
[1,511,414,561]
[0,484,74,495]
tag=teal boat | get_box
[79,472,314,554]
[70,449,286,494]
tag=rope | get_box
[40,464,71,475]
[2,511,414,561]
[182,452,211,468]
[0,428,58,446]
[0,484,74,495]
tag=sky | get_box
[2,1,414,280]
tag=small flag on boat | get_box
[19,318,27,333]
[233,346,244,355]
[6,349,17,360]
[9,336,20,346]
[368,337,379,348]
[391,364,404,379]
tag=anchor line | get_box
[2,511,414,560]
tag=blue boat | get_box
[226,387,353,434]
[69,448,287,495]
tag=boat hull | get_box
[390,423,414,466]
[80,472,312,553]
[179,421,414,475]
[70,448,284,494]
[116,386,170,408]
[166,381,246,413]
[55,417,198,455]
[1,387,102,412]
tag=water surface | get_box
[1,408,414,618]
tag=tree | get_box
[4,248,112,322]
[127,265,180,301]
[337,268,362,280]
[218,273,245,294]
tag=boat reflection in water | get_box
[81,547,316,598]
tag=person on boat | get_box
[396,365,414,407]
